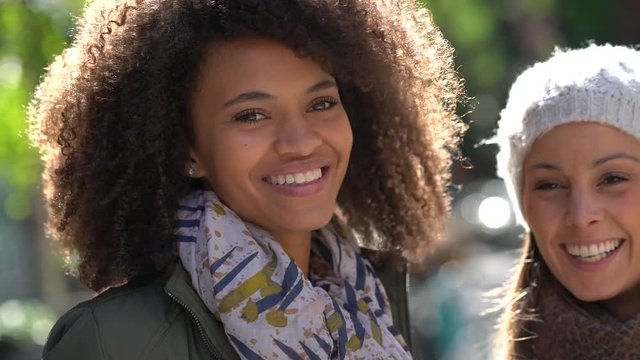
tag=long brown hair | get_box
[493,233,548,359]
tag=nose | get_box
[273,113,322,157]
[565,189,604,228]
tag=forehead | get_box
[525,122,640,164]
[195,37,331,94]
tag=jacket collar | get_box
[164,263,241,360]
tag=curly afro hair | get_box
[29,0,465,291]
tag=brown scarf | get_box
[525,271,640,360]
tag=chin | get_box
[295,218,334,232]
[567,285,618,303]
[280,213,335,232]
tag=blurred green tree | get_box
[0,0,83,220]
[423,0,637,185]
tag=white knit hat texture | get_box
[495,43,640,227]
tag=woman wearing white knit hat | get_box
[493,44,640,359]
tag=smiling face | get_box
[188,37,352,243]
[522,122,640,317]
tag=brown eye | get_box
[599,174,628,186]
[534,181,563,191]
[233,109,269,123]
[308,97,338,112]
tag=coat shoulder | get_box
[43,280,194,360]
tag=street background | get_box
[1,0,639,358]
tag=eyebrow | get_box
[223,91,273,108]
[527,163,561,171]
[223,79,337,108]
[593,152,640,166]
[306,79,337,94]
[527,152,640,171]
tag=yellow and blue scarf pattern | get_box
[175,190,411,359]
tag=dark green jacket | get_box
[42,262,411,359]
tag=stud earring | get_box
[188,168,195,177]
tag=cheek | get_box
[332,116,353,156]
[523,194,560,236]
[342,125,354,156]
[526,199,556,254]
[610,196,640,231]
[206,133,266,186]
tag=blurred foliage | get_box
[0,299,57,346]
[0,0,83,220]
[423,0,638,184]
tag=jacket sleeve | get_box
[42,306,105,360]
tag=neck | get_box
[271,230,312,277]
[600,284,640,321]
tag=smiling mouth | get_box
[263,167,327,186]
[564,239,624,263]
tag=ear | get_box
[186,147,206,178]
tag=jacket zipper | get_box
[165,290,221,360]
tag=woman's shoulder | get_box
[42,278,193,360]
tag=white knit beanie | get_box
[495,43,640,228]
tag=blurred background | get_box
[0,0,638,359]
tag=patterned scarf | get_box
[175,190,411,360]
[526,270,640,359]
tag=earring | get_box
[188,168,195,177]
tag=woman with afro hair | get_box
[31,0,464,359]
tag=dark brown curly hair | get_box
[29,0,465,291]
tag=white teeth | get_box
[305,169,320,182]
[566,239,623,262]
[580,246,589,257]
[582,253,606,263]
[266,168,323,185]
[285,174,295,184]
